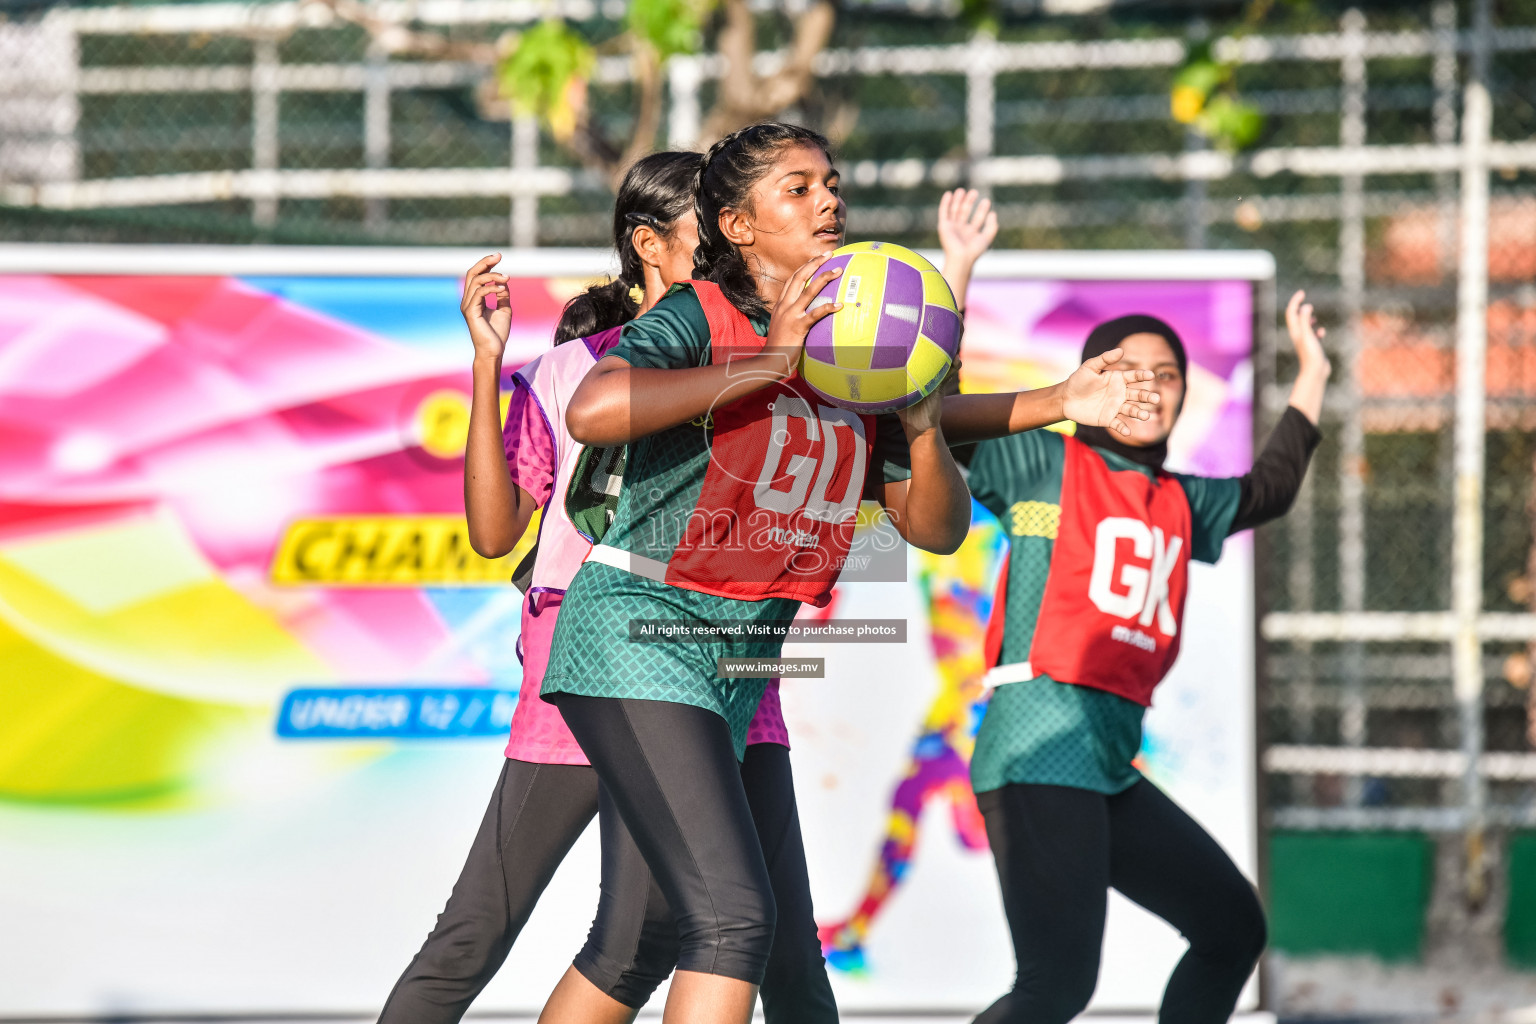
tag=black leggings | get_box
[975,779,1267,1024]
[552,694,777,986]
[377,758,599,1024]
[574,742,839,1020]
[742,743,840,1023]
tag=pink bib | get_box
[504,326,790,763]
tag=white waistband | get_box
[586,543,670,583]
[983,661,1037,688]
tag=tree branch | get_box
[310,0,496,62]
[701,0,836,144]
[312,0,835,184]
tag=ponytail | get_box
[553,279,637,345]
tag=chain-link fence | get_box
[4,0,1536,951]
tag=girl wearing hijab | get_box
[964,292,1332,1024]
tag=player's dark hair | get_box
[1082,315,1188,383]
[692,122,833,321]
[553,150,703,344]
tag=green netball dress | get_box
[542,283,914,756]
[966,429,1241,794]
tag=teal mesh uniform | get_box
[966,429,1241,794]
[542,285,914,756]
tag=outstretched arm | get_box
[566,256,842,446]
[940,348,1160,445]
[461,253,541,558]
[1283,289,1331,425]
[1229,291,1332,533]
[938,188,999,310]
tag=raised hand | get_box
[1060,347,1160,436]
[761,253,842,378]
[1284,290,1331,423]
[462,253,529,559]
[938,188,999,305]
[1285,289,1331,377]
[461,253,512,363]
[938,189,998,267]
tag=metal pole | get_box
[1288,471,1318,807]
[1337,7,1368,806]
[510,114,537,248]
[363,41,390,234]
[668,55,702,150]
[1184,128,1208,250]
[1183,18,1209,250]
[0,14,82,186]
[1432,0,1459,281]
[966,31,996,200]
[1431,0,1460,816]
[251,36,280,230]
[1454,0,1493,907]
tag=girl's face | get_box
[721,142,846,296]
[1111,332,1185,446]
[658,210,699,288]
[634,210,700,311]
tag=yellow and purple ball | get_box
[800,241,961,415]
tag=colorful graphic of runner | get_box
[818,502,1006,972]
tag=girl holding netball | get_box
[384,149,1024,1024]
[544,121,1161,1024]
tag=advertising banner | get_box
[0,247,1267,1015]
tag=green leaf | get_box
[627,0,716,60]
[956,0,999,34]
[1198,94,1266,151]
[1173,57,1227,101]
[496,19,595,121]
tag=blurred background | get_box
[1,0,1534,1017]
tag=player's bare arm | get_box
[939,348,1159,444]
[461,253,540,558]
[565,256,843,446]
[938,188,999,305]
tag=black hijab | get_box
[1073,314,1187,471]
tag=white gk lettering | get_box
[1087,516,1182,638]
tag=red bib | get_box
[1025,437,1193,706]
[664,281,878,607]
